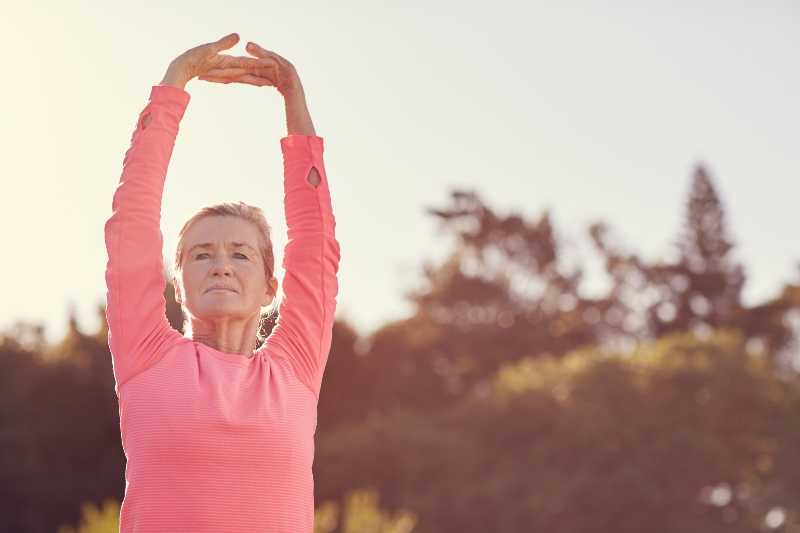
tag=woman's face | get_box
[175,216,274,323]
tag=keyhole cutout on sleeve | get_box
[141,113,152,130]
[307,167,320,188]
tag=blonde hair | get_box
[174,201,275,283]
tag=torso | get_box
[118,340,317,533]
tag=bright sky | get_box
[1,0,798,340]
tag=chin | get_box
[191,300,252,321]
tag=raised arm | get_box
[104,84,188,389]
[105,35,266,388]
[270,132,339,398]
[203,44,340,397]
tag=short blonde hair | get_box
[174,201,276,296]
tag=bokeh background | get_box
[1,1,800,532]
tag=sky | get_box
[1,0,798,340]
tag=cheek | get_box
[243,266,269,293]
[180,266,203,295]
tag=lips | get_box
[204,285,238,294]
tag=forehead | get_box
[183,216,261,246]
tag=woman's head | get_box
[173,202,278,333]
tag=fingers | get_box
[204,63,277,83]
[204,67,251,78]
[198,75,234,84]
[198,74,274,87]
[232,74,275,87]
[245,42,282,61]
[245,42,267,58]
[244,43,299,94]
[185,38,290,89]
[215,55,276,69]
[206,61,276,75]
[206,33,240,54]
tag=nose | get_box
[210,255,233,277]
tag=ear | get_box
[262,277,279,307]
[173,276,183,305]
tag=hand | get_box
[161,34,267,90]
[199,42,302,96]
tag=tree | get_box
[0,316,125,533]
[5,163,800,533]
[647,165,745,336]
[315,332,800,533]
[592,165,798,361]
[353,191,616,417]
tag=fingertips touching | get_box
[198,73,274,86]
[236,74,274,86]
[198,75,233,84]
[205,67,249,77]
[218,55,270,69]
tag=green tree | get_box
[315,332,800,533]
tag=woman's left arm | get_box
[271,131,339,399]
[271,56,339,399]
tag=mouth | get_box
[204,285,238,294]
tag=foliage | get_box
[55,489,417,533]
[316,166,799,427]
[0,313,124,533]
[58,499,120,533]
[2,165,800,532]
[590,167,737,337]
[316,332,800,532]
[315,489,417,533]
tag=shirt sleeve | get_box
[265,135,340,399]
[104,85,189,390]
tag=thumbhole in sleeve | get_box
[307,167,321,188]
[141,113,152,130]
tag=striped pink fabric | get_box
[104,85,339,532]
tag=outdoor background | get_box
[1,0,799,532]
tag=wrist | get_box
[278,74,304,98]
[161,61,190,90]
[283,89,306,106]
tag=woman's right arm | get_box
[104,85,189,389]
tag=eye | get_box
[233,252,249,260]
[194,252,210,260]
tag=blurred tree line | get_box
[1,166,799,532]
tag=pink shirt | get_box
[104,85,339,533]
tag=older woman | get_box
[104,34,339,532]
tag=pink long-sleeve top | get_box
[104,85,339,533]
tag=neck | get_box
[189,314,261,357]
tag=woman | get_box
[104,34,339,532]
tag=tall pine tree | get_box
[646,165,744,337]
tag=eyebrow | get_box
[187,242,256,253]
[187,243,213,254]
